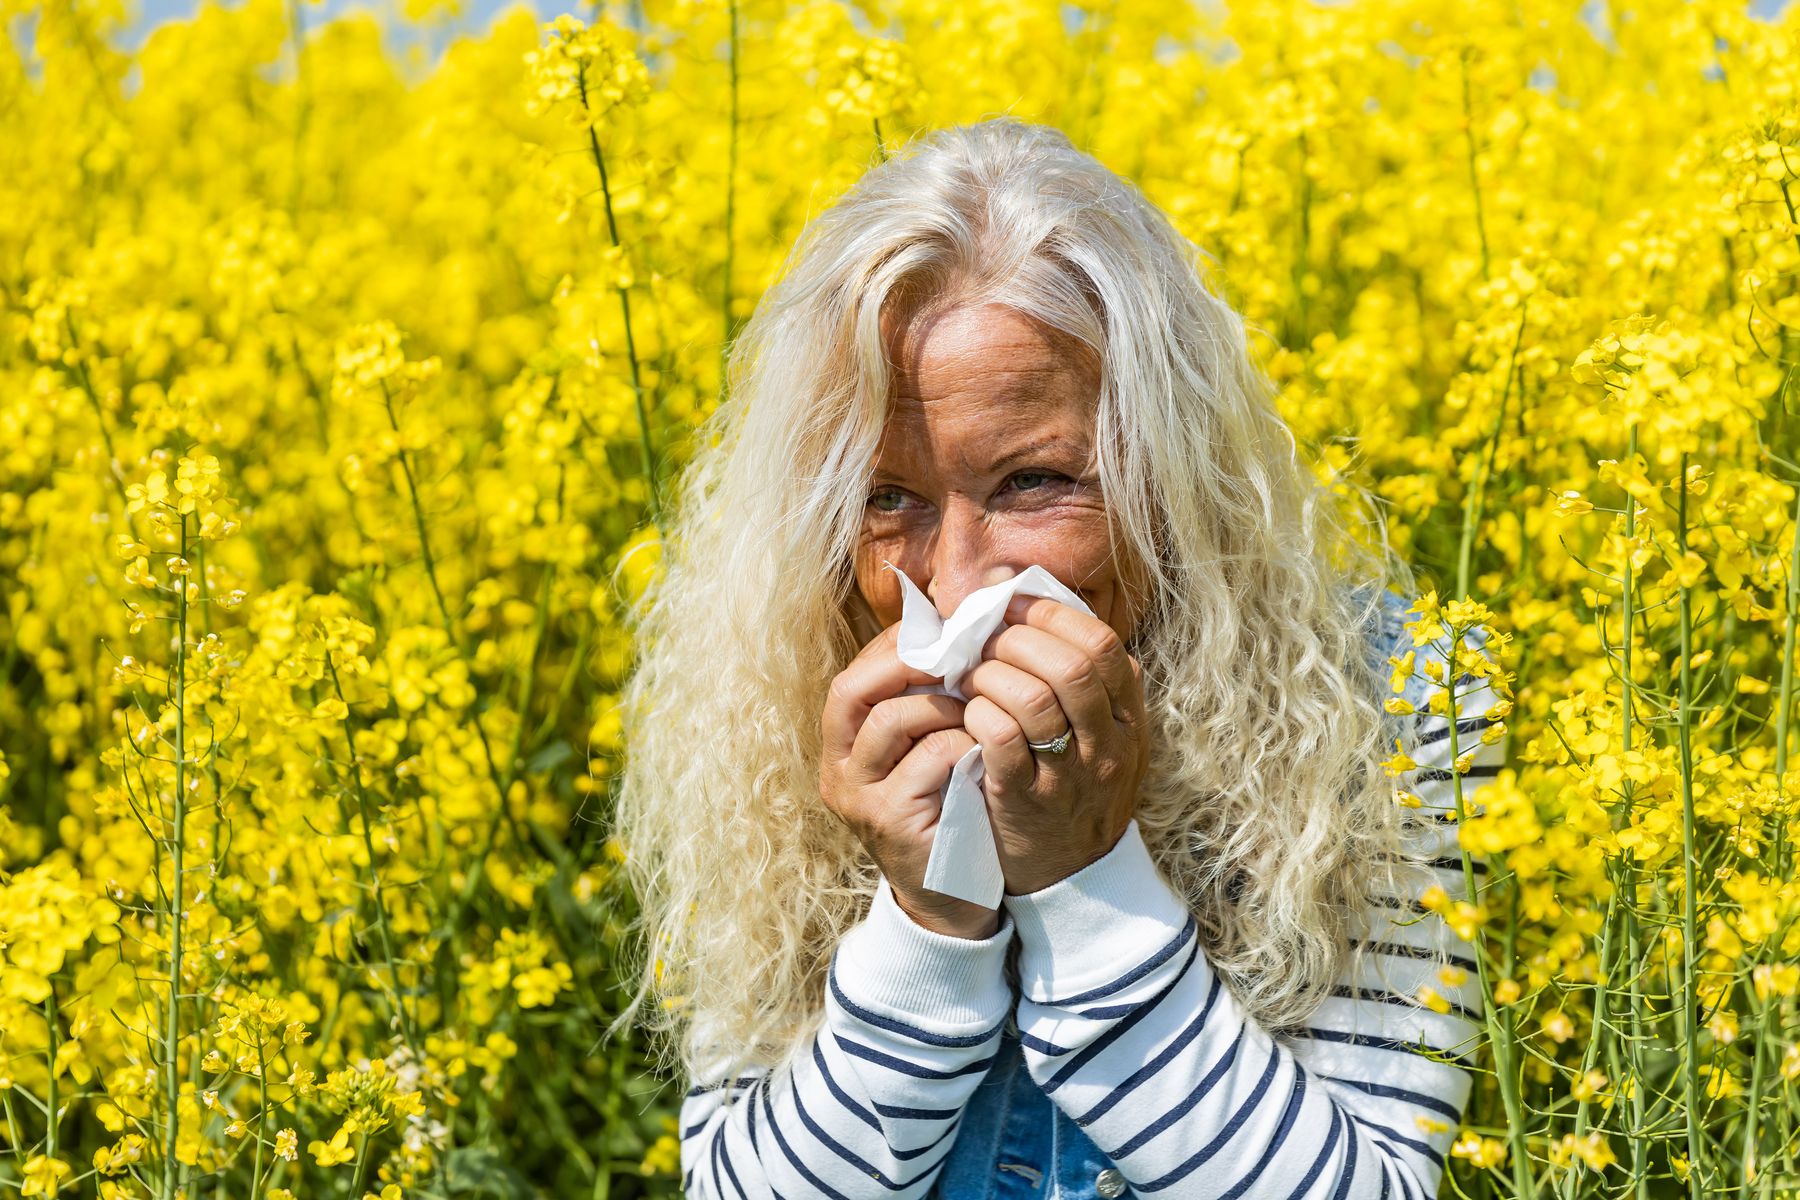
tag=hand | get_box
[819,623,1003,940]
[963,594,1150,895]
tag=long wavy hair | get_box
[611,116,1437,1084]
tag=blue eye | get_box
[1011,471,1059,491]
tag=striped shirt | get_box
[679,609,1504,1199]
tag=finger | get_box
[963,657,1072,747]
[1002,595,1141,722]
[962,693,1037,794]
[982,621,1114,747]
[823,624,947,763]
[886,726,978,800]
[847,693,968,785]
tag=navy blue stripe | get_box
[709,1115,734,1199]
[744,1077,761,1176]
[758,1073,857,1200]
[789,1073,948,1190]
[1415,715,1501,746]
[1412,764,1501,783]
[1038,914,1198,1007]
[1328,983,1481,1025]
[1042,933,1203,1095]
[1330,1108,1360,1200]
[719,1125,749,1200]
[1428,855,1488,875]
[1330,1077,1462,1121]
[1290,1100,1345,1198]
[1027,934,1199,1058]
[1354,938,1478,973]
[872,1100,961,1120]
[811,1036,880,1133]
[1075,972,1224,1127]
[1127,1036,1276,1177]
[1214,1067,1308,1200]
[688,1074,761,1097]
[1114,1019,1243,1157]
[836,1036,996,1080]
[1350,1113,1444,1165]
[1376,1158,1399,1200]
[829,959,1008,1047]
[1369,1143,1427,1200]
[1295,1026,1474,1072]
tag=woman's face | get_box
[853,301,1148,642]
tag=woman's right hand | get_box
[820,623,1002,941]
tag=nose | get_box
[924,501,1021,618]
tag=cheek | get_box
[853,526,912,627]
[1000,512,1118,589]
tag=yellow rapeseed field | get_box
[2,0,1798,1195]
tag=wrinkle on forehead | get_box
[881,301,1100,408]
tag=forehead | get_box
[882,302,1098,422]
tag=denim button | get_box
[1096,1167,1127,1197]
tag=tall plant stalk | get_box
[162,513,190,1200]
[1675,449,1704,1197]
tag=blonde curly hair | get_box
[610,115,1432,1087]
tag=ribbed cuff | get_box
[1003,819,1194,1002]
[831,875,1016,1034]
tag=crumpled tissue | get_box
[883,562,1096,910]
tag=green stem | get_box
[379,381,454,635]
[162,514,190,1200]
[251,1033,269,1199]
[1459,46,1491,282]
[577,65,660,523]
[1444,619,1535,1198]
[1456,303,1527,599]
[42,991,57,1160]
[1676,449,1704,1197]
[329,657,420,1054]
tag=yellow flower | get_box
[310,1126,357,1167]
[21,1157,73,1198]
[1571,1069,1608,1102]
[1415,985,1451,1014]
[1541,1012,1576,1043]
[1450,1131,1508,1168]
[1780,1044,1800,1081]
[640,1117,681,1176]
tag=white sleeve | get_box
[678,877,1015,1199]
[1000,624,1507,1198]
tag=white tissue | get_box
[883,562,1096,910]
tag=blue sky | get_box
[10,0,1797,77]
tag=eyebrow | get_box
[869,433,1095,484]
[979,434,1094,476]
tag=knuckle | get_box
[920,727,975,759]
[1084,625,1123,661]
[1023,682,1061,723]
[865,697,903,736]
[1063,654,1100,692]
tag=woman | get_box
[614,116,1509,1199]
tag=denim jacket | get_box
[929,1019,1125,1199]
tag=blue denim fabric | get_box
[927,586,1418,1200]
[930,1022,1119,1200]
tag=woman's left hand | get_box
[963,593,1151,895]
